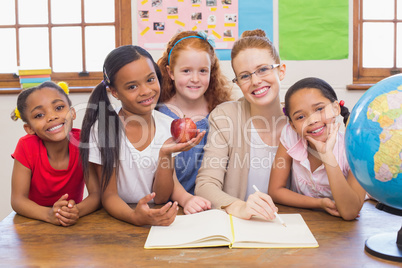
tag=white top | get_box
[245,122,278,200]
[88,108,175,203]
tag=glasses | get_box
[232,64,280,85]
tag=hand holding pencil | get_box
[240,185,279,222]
[252,185,287,227]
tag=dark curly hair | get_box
[284,77,350,125]
[11,81,72,123]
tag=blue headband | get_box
[167,32,216,65]
[168,36,203,65]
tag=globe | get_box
[345,73,402,211]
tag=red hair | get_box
[231,29,281,68]
[158,31,231,112]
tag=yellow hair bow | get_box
[14,108,21,120]
[58,81,69,95]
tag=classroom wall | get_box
[0,0,365,220]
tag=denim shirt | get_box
[157,104,209,195]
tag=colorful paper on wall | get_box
[137,0,239,50]
[278,0,349,60]
[238,0,273,41]
[217,0,273,60]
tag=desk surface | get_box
[0,201,400,267]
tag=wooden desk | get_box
[0,201,400,267]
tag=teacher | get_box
[195,29,287,220]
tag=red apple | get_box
[170,117,197,143]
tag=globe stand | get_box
[365,226,402,262]
[376,202,402,216]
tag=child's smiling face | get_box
[23,87,76,142]
[288,87,340,145]
[110,56,160,117]
[167,48,211,103]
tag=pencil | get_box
[252,185,287,227]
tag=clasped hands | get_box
[49,193,79,226]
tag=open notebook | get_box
[144,209,318,249]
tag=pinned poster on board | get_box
[137,0,239,50]
[278,0,349,60]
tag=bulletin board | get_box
[137,0,239,50]
[136,0,274,60]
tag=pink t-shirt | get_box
[280,123,350,200]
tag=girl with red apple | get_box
[157,31,231,214]
[10,82,100,226]
[195,29,287,221]
[80,45,206,226]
